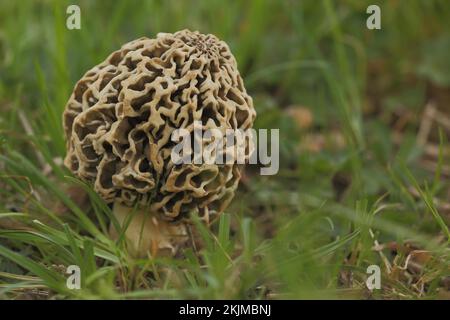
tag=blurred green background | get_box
[0,0,449,299]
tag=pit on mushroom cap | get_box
[63,30,256,257]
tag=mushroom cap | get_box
[63,30,256,221]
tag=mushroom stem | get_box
[110,201,188,258]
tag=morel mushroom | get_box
[63,30,256,257]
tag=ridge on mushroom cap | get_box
[63,29,256,222]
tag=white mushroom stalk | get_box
[63,30,256,257]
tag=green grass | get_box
[0,0,449,299]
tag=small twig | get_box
[370,228,392,273]
[187,224,199,255]
[17,110,46,168]
[433,109,450,130]
[0,173,40,206]
[417,102,436,146]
